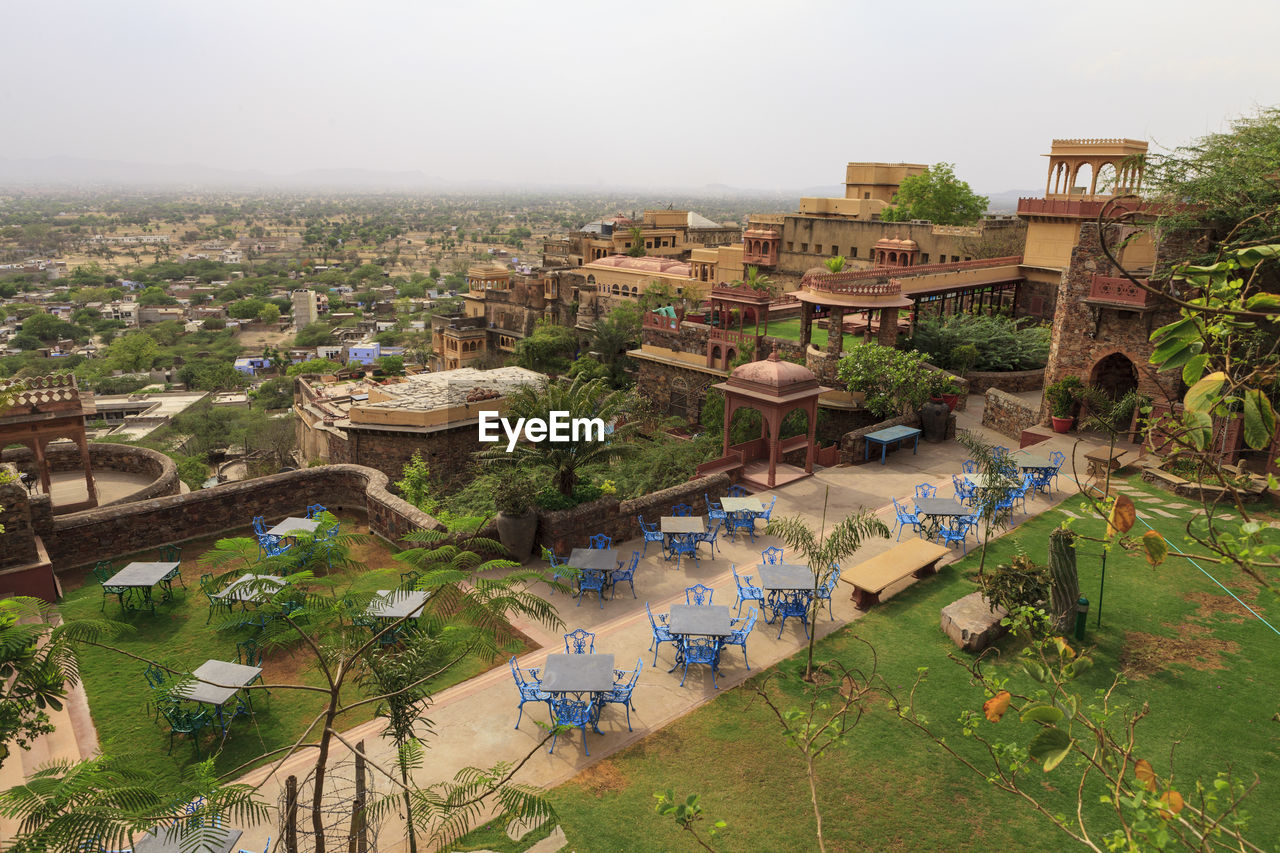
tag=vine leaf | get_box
[1184,371,1227,413]
[1142,530,1168,567]
[1135,758,1158,792]
[1107,494,1136,537]
[983,691,1012,723]
[1028,727,1073,771]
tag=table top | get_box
[914,498,971,517]
[757,563,814,591]
[179,660,263,706]
[721,496,764,514]
[964,473,1018,489]
[267,517,321,536]
[1011,452,1057,469]
[366,590,429,619]
[541,653,616,693]
[568,548,618,572]
[661,516,706,534]
[668,604,733,637]
[134,825,244,853]
[107,562,181,588]
[213,574,285,602]
[867,425,922,442]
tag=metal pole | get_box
[1096,550,1107,628]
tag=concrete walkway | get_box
[221,401,1108,851]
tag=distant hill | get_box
[983,188,1039,214]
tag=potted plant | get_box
[1046,375,1084,433]
[918,372,952,442]
[940,379,963,413]
[494,473,538,563]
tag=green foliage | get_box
[513,319,578,375]
[174,454,209,490]
[21,313,85,344]
[89,375,150,396]
[256,303,280,324]
[836,342,948,418]
[626,226,646,258]
[822,256,845,273]
[909,314,1049,372]
[102,332,159,372]
[177,359,246,391]
[136,286,177,306]
[252,376,293,410]
[881,162,988,226]
[395,450,438,514]
[201,317,226,331]
[493,472,537,515]
[1045,375,1084,419]
[534,482,604,510]
[294,322,335,347]
[597,433,720,501]
[982,553,1050,614]
[654,790,725,851]
[227,298,266,320]
[376,354,405,376]
[287,358,343,377]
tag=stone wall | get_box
[347,424,481,492]
[1,442,179,507]
[534,473,731,557]
[0,464,39,569]
[981,389,1039,440]
[31,464,444,575]
[839,411,956,464]
[963,368,1045,396]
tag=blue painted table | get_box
[864,425,922,465]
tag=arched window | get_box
[1073,162,1094,196]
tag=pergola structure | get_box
[0,374,98,512]
[706,284,773,370]
[794,270,914,357]
[710,350,829,488]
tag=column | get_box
[826,306,845,356]
[75,431,98,505]
[800,301,814,348]
[804,402,817,474]
[878,307,899,346]
[766,415,778,488]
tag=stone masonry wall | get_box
[981,389,1039,440]
[0,464,39,569]
[963,368,1045,396]
[1,443,179,507]
[347,424,482,492]
[840,412,956,464]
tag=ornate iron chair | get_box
[541,546,571,594]
[694,521,723,559]
[678,637,720,688]
[772,590,812,639]
[732,564,764,616]
[588,533,612,550]
[637,517,665,558]
[160,704,210,755]
[548,693,596,756]
[576,569,607,609]
[952,474,977,507]
[611,551,639,599]
[961,459,978,474]
[724,607,758,669]
[938,516,979,555]
[509,656,548,729]
[815,564,840,621]
[671,503,693,517]
[755,496,777,523]
[156,545,185,588]
[761,546,784,565]
[705,494,726,524]
[92,561,129,612]
[1048,450,1066,492]
[685,583,714,605]
[645,602,676,666]
[892,498,922,541]
[602,659,643,731]
[200,573,232,624]
[669,533,699,570]
[914,483,938,500]
[564,628,596,654]
[726,484,749,497]
[727,510,756,542]
[306,504,327,519]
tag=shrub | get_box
[909,313,1049,372]
[983,553,1050,613]
[836,342,949,419]
[534,483,603,510]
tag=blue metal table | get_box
[864,425,922,465]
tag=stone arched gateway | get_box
[1090,351,1139,400]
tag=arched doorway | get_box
[1091,352,1138,400]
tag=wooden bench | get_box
[843,539,951,610]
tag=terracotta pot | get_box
[941,393,959,412]
[1051,416,1074,434]
[495,510,538,563]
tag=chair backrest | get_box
[697,521,720,541]
[915,483,937,500]
[588,534,612,550]
[727,485,749,497]
[705,494,721,511]
[762,496,777,517]
[199,573,216,593]
[92,562,113,584]
[509,655,529,687]
[237,638,262,667]
[733,608,758,638]
[685,584,713,605]
[961,460,978,474]
[143,663,167,689]
[645,601,660,630]
[733,564,750,588]
[564,629,595,654]
[825,565,841,592]
[158,544,181,563]
[636,516,659,535]
[1049,450,1065,467]
[993,445,1010,459]
[542,546,565,568]
[616,551,639,577]
[762,546,783,565]
[306,504,327,519]
[672,503,693,517]
[252,516,267,534]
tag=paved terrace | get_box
[227,405,1095,850]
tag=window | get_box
[815,244,822,254]
[787,242,794,251]
[800,243,808,252]
[831,246,839,256]
[919,252,929,264]
[864,192,871,199]
[850,247,858,258]
[964,256,972,261]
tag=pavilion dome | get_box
[729,349,818,391]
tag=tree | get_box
[626,226,646,257]
[287,358,343,377]
[589,303,643,387]
[136,286,177,306]
[227,298,266,320]
[513,319,578,375]
[764,490,889,679]
[881,162,988,225]
[252,376,294,410]
[835,342,948,418]
[21,314,80,344]
[294,322,335,347]
[104,332,159,373]
[479,375,634,496]
[376,354,405,376]
[256,303,280,325]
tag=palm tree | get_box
[479,376,635,497]
[742,265,777,296]
[823,255,846,273]
[766,488,890,680]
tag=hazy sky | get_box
[3,0,1278,192]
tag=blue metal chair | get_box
[755,496,777,523]
[645,602,676,666]
[602,659,643,731]
[564,628,596,654]
[509,656,548,729]
[669,533,698,570]
[727,485,749,497]
[678,636,720,688]
[259,534,291,558]
[761,546,784,565]
[727,510,756,542]
[724,607,758,669]
[938,516,978,555]
[694,521,722,559]
[732,565,764,616]
[961,459,978,474]
[815,565,840,621]
[915,483,938,500]
[892,498,921,541]
[671,503,693,517]
[588,534,612,550]
[993,445,1010,460]
[611,551,639,599]
[1048,450,1066,492]
[548,693,596,755]
[306,504,327,519]
[637,516,664,558]
[705,494,726,524]
[542,547,571,594]
[773,590,811,639]
[685,583,714,605]
[576,569,607,608]
[952,474,977,507]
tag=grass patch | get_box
[458,476,1280,851]
[59,515,528,787]
[765,317,861,353]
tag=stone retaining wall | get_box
[964,368,1045,396]
[32,464,445,574]
[535,473,732,557]
[1,442,180,507]
[982,388,1039,439]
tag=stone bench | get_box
[843,538,951,610]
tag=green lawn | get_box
[59,516,524,787]
[764,317,863,353]
[458,477,1280,852]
